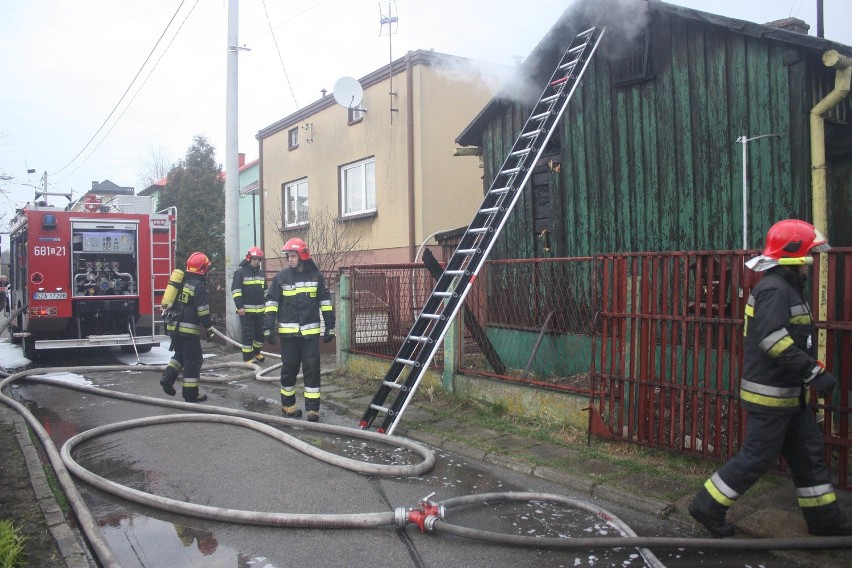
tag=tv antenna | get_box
[379,1,399,120]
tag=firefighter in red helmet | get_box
[263,238,335,422]
[689,220,851,537]
[231,246,267,363]
[160,252,215,403]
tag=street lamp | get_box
[736,133,781,250]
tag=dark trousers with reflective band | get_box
[278,335,321,412]
[694,406,845,531]
[240,312,265,360]
[162,335,204,401]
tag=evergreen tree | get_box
[159,135,225,269]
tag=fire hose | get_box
[3,365,852,568]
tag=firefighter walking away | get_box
[160,252,217,403]
[689,220,852,537]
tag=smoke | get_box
[474,0,652,106]
[431,55,521,101]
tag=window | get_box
[283,178,309,227]
[341,158,376,217]
[611,29,652,87]
[348,107,365,124]
[288,127,299,149]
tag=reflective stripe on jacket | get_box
[264,266,333,336]
[231,262,266,313]
[166,275,212,337]
[739,269,818,413]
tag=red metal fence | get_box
[347,250,852,489]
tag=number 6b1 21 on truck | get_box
[6,192,177,359]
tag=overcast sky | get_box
[1,0,850,221]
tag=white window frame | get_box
[340,158,376,217]
[288,127,299,149]
[283,178,309,228]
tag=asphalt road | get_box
[4,345,815,568]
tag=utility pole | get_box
[225,0,241,339]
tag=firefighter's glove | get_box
[809,370,837,398]
[206,328,216,342]
[323,327,335,343]
[264,327,277,346]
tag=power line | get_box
[51,0,188,177]
[262,0,300,110]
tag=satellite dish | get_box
[333,76,364,109]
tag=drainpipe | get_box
[407,52,416,262]
[810,50,852,360]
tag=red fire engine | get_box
[7,193,176,358]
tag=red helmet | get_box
[282,238,311,261]
[245,246,263,261]
[186,252,211,275]
[761,220,830,265]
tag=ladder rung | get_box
[383,381,403,390]
[519,130,541,139]
[568,43,586,55]
[577,26,595,38]
[395,357,419,367]
[409,335,431,343]
[434,291,453,298]
[489,186,511,195]
[479,207,499,215]
[421,313,443,320]
[501,167,521,175]
[469,227,489,234]
[510,148,531,158]
[560,57,580,70]
[457,248,477,255]
[530,111,551,121]
[550,77,569,87]
[541,94,559,105]
[370,404,390,413]
[445,270,466,276]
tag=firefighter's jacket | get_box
[231,260,266,314]
[739,268,821,414]
[264,264,334,337]
[166,274,212,337]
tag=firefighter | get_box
[159,252,216,403]
[689,220,851,537]
[231,246,267,363]
[263,238,334,422]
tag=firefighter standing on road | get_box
[231,247,267,363]
[160,252,216,403]
[689,220,852,537]
[263,238,334,422]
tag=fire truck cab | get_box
[7,194,176,358]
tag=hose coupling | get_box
[401,492,445,532]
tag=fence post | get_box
[337,271,350,369]
[442,315,459,394]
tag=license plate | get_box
[33,292,68,300]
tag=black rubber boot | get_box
[306,410,320,423]
[159,375,176,396]
[688,499,735,537]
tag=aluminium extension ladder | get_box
[360,25,606,435]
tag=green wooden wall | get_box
[484,10,851,260]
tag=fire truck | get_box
[7,193,176,358]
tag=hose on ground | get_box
[4,363,852,568]
[210,326,335,382]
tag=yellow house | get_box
[257,50,508,271]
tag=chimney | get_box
[239,153,246,168]
[763,17,810,35]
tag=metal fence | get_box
[347,250,852,489]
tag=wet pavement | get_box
[2,340,852,567]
